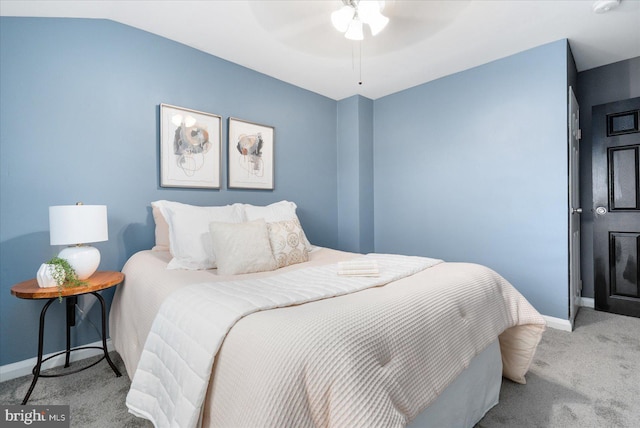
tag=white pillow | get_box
[244,200,298,222]
[267,218,309,268]
[209,219,277,275]
[244,201,312,250]
[152,200,202,253]
[156,201,245,270]
[150,201,171,252]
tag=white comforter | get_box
[126,254,442,427]
[110,248,545,428]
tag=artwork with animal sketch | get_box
[228,118,274,190]
[160,104,221,189]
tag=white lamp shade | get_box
[331,5,354,32]
[49,205,108,245]
[49,204,108,280]
[366,13,388,36]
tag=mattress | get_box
[110,248,544,427]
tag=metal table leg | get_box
[91,291,121,377]
[21,298,55,405]
[21,292,121,405]
[64,296,76,368]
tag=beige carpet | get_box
[1,308,638,427]
[478,307,640,427]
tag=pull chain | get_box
[359,41,362,85]
[351,40,363,86]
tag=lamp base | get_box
[58,245,101,280]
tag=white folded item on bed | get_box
[337,259,380,276]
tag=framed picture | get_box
[160,103,221,189]
[228,117,275,190]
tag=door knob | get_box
[571,208,583,214]
[595,206,607,215]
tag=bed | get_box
[109,200,546,428]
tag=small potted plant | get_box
[36,256,86,301]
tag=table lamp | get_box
[49,203,108,280]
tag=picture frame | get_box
[227,117,275,190]
[160,103,221,189]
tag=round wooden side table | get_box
[10,271,124,404]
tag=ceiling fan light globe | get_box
[331,6,354,32]
[345,19,364,40]
[368,13,389,36]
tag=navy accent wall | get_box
[373,40,571,319]
[0,18,338,366]
[337,95,374,253]
[576,56,640,298]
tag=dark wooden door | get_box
[593,97,640,318]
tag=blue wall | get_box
[0,18,338,366]
[336,95,374,253]
[373,40,570,319]
[1,17,575,367]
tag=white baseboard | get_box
[542,315,572,332]
[579,297,595,308]
[542,298,595,332]
[0,339,114,383]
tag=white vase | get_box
[36,263,64,288]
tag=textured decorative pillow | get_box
[267,218,310,268]
[244,200,312,250]
[209,219,277,275]
[156,201,245,270]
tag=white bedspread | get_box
[126,254,442,428]
[111,248,545,428]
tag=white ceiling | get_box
[1,0,639,100]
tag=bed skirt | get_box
[408,339,502,427]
